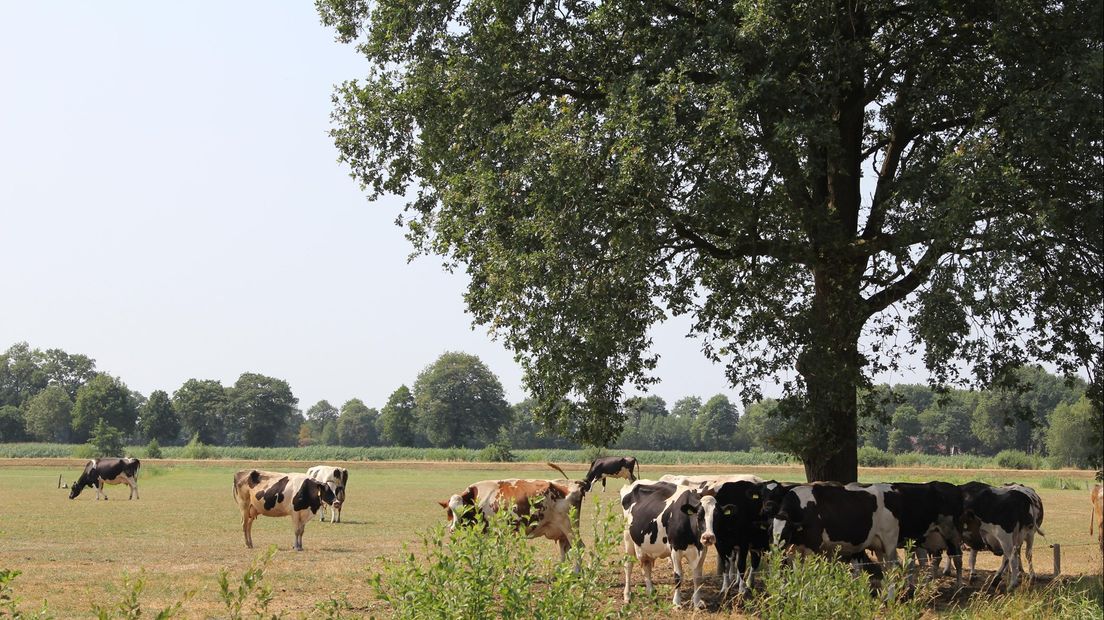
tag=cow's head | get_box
[294,478,336,513]
[439,485,479,532]
[770,492,805,546]
[69,469,95,499]
[672,490,718,547]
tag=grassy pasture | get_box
[0,459,1100,618]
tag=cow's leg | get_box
[641,556,656,597]
[129,477,138,500]
[690,548,707,609]
[242,514,254,549]
[718,548,732,595]
[1022,531,1035,581]
[670,551,685,608]
[966,548,978,584]
[334,505,341,524]
[293,516,306,551]
[622,553,634,603]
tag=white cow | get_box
[307,465,349,523]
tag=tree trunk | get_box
[798,264,863,483]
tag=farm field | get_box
[0,459,1100,618]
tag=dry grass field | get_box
[0,459,1100,618]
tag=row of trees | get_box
[1,342,1096,468]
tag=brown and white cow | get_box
[307,465,349,523]
[438,477,587,560]
[1089,483,1103,553]
[233,469,335,551]
[69,458,141,500]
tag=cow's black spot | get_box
[261,477,290,510]
[624,482,677,546]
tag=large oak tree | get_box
[321,0,1103,480]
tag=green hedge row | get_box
[0,442,1083,470]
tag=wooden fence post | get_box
[1052,544,1061,576]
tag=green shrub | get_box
[749,549,933,620]
[477,441,517,463]
[1,569,52,619]
[87,420,125,458]
[995,450,1040,470]
[144,439,163,459]
[944,577,1103,619]
[857,446,895,467]
[372,499,624,620]
[91,570,191,620]
[218,546,278,620]
[179,435,217,460]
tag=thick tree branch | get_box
[864,243,948,315]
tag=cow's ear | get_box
[681,502,699,515]
[438,500,449,509]
[721,504,736,516]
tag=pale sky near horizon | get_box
[0,3,928,414]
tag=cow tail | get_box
[547,462,570,480]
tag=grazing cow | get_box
[620,480,718,608]
[954,481,1036,589]
[771,483,901,571]
[438,476,587,560]
[233,469,335,551]
[889,482,965,585]
[583,456,639,491]
[1090,484,1104,553]
[69,458,141,500]
[307,465,349,523]
[710,480,794,595]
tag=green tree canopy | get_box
[172,379,228,445]
[670,396,703,419]
[693,394,740,451]
[140,389,180,445]
[23,385,73,442]
[225,373,299,447]
[378,386,419,446]
[306,399,340,434]
[887,405,921,454]
[413,352,511,448]
[71,374,138,443]
[1046,396,1100,469]
[338,398,380,447]
[322,0,1103,481]
[0,404,26,442]
[623,395,669,427]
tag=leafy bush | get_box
[179,434,217,460]
[218,546,277,620]
[144,439,162,459]
[91,570,191,620]
[1,569,52,619]
[87,420,125,458]
[857,446,895,467]
[477,441,517,462]
[372,500,624,620]
[996,450,1040,470]
[944,577,1103,619]
[749,549,933,620]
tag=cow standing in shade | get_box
[439,476,587,561]
[954,481,1037,589]
[710,479,794,596]
[771,482,901,571]
[233,469,334,551]
[69,458,141,500]
[307,465,349,523]
[582,456,639,491]
[889,481,965,585]
[620,480,718,608]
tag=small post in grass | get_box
[1052,544,1061,575]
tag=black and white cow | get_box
[1003,482,1045,581]
[620,480,718,608]
[951,481,1040,589]
[69,458,141,500]
[583,456,639,491]
[889,481,964,585]
[233,469,335,551]
[710,479,795,596]
[307,465,349,523]
[771,483,901,570]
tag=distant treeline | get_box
[0,342,1096,469]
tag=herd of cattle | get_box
[67,455,1103,608]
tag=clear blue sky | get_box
[0,2,924,413]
